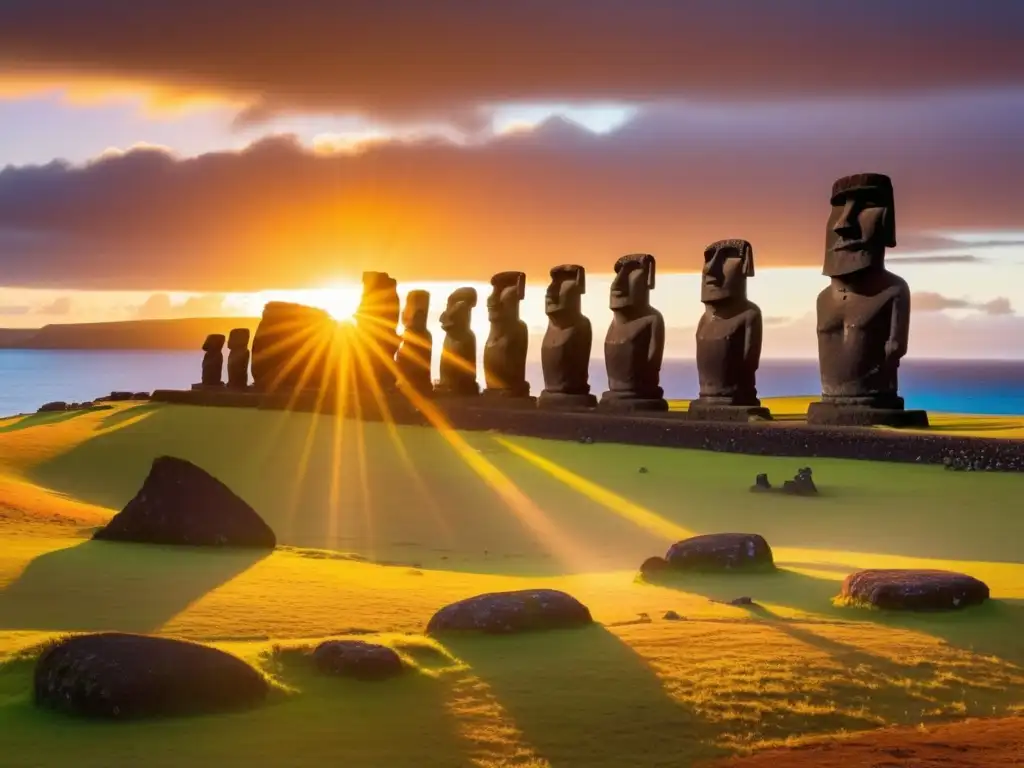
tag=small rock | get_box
[638,466,649,474]
[664,533,775,572]
[638,555,670,579]
[728,596,754,606]
[663,610,683,621]
[426,589,593,635]
[750,473,772,492]
[312,640,404,681]
[37,401,68,413]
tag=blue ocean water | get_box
[1,350,1023,418]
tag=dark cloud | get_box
[1,2,1024,122]
[913,292,1014,315]
[1,96,1024,292]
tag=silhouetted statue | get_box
[482,271,532,401]
[538,264,596,409]
[355,271,401,392]
[250,302,340,394]
[807,173,928,427]
[198,334,225,388]
[434,287,480,397]
[688,240,771,421]
[600,254,667,411]
[226,328,250,390]
[395,289,433,394]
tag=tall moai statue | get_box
[806,173,928,427]
[482,271,533,402]
[687,240,771,421]
[395,289,433,395]
[355,271,401,392]
[434,287,480,397]
[192,333,226,390]
[599,253,668,412]
[538,264,596,409]
[226,328,251,390]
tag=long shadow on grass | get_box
[439,624,729,768]
[0,540,268,634]
[0,410,98,433]
[647,569,1024,666]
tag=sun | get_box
[317,286,363,322]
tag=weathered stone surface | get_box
[354,271,401,393]
[806,401,929,427]
[426,589,593,635]
[750,473,772,492]
[250,302,342,394]
[483,271,531,399]
[226,328,251,390]
[840,569,990,611]
[601,253,667,412]
[200,333,226,387]
[540,264,594,408]
[34,633,269,719]
[38,401,68,412]
[313,640,404,680]
[664,533,774,572]
[93,455,276,548]
[639,555,670,578]
[396,290,433,394]
[435,287,480,397]
[782,466,818,495]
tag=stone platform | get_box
[686,402,773,423]
[806,401,929,428]
[536,392,598,411]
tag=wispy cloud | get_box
[913,291,1014,316]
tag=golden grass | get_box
[0,403,1022,767]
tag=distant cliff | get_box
[0,317,261,350]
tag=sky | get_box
[1,1,1024,358]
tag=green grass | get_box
[0,402,1022,767]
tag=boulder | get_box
[664,533,775,572]
[639,555,670,579]
[34,633,269,719]
[93,456,276,548]
[750,473,772,492]
[840,569,990,611]
[250,301,343,394]
[313,640,404,680]
[426,589,593,635]
[782,466,818,495]
[38,401,68,413]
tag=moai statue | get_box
[434,287,480,397]
[482,271,533,402]
[806,172,928,427]
[599,253,668,411]
[538,264,596,409]
[355,271,401,392]
[687,240,771,422]
[226,328,251,390]
[193,333,225,390]
[395,290,433,395]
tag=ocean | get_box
[1,350,1023,418]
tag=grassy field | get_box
[0,402,1022,767]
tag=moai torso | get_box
[541,264,592,396]
[604,310,665,398]
[695,303,762,402]
[438,288,479,395]
[355,272,401,391]
[201,334,226,386]
[396,290,433,392]
[482,272,530,396]
[226,328,250,389]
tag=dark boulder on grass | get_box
[426,589,593,635]
[840,569,990,611]
[313,640,404,680]
[664,533,775,572]
[93,456,276,548]
[38,401,68,413]
[639,555,670,579]
[34,633,269,719]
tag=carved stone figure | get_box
[806,173,928,427]
[226,328,251,390]
[434,287,480,397]
[198,334,225,388]
[599,254,667,411]
[395,290,433,394]
[354,271,401,392]
[250,302,340,394]
[538,264,596,409]
[688,240,771,422]
[482,271,532,402]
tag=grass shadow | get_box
[0,539,269,634]
[0,410,97,433]
[96,401,164,430]
[647,569,1024,666]
[439,624,728,767]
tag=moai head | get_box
[486,271,526,323]
[202,333,226,353]
[823,172,896,278]
[359,271,400,328]
[402,290,430,332]
[227,328,250,350]
[609,253,656,312]
[701,239,754,304]
[440,287,477,332]
[545,264,586,317]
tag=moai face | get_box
[486,271,526,323]
[402,290,430,331]
[545,264,586,316]
[701,239,754,304]
[227,328,250,350]
[202,333,226,352]
[823,173,896,278]
[609,254,655,312]
[441,287,477,331]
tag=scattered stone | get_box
[840,569,990,611]
[782,466,818,495]
[663,533,775,572]
[639,556,670,579]
[638,466,649,474]
[37,401,68,413]
[750,473,772,492]
[131,392,151,400]
[109,391,133,401]
[312,640,404,681]
[663,610,683,621]
[426,589,593,635]
[93,456,277,549]
[727,596,754,606]
[34,633,269,719]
